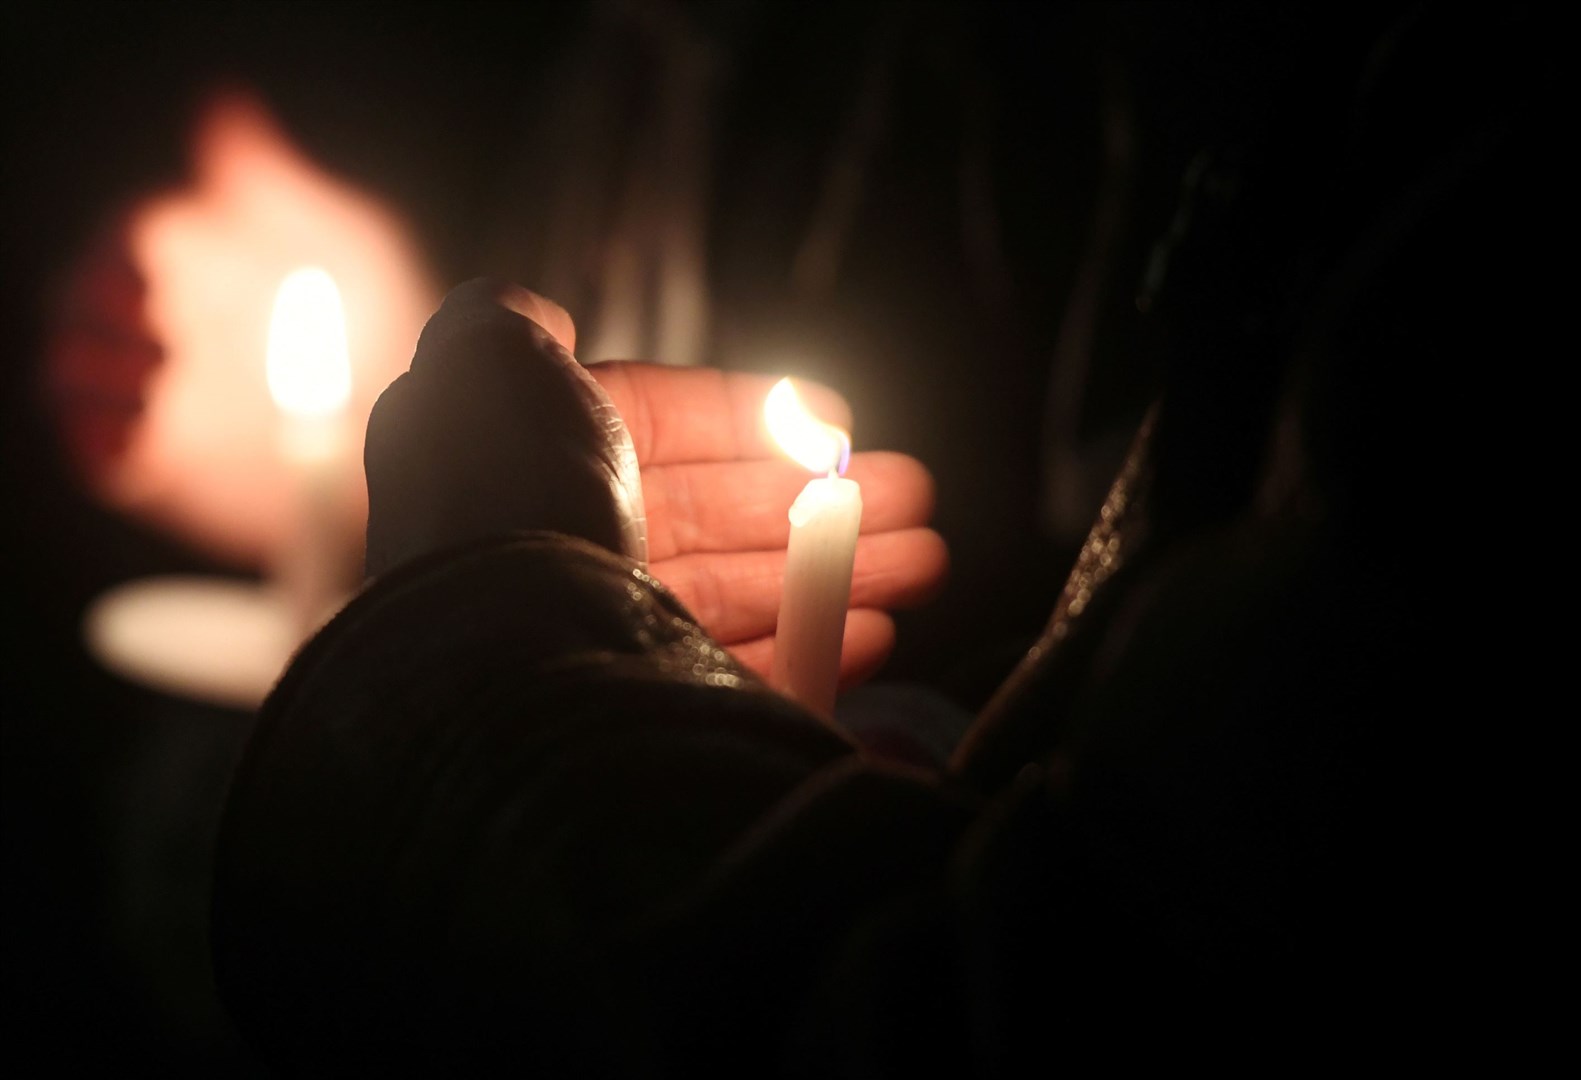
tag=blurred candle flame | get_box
[765,378,850,476]
[266,267,350,419]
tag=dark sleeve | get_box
[211,533,973,1075]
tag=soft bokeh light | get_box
[764,377,851,476]
[266,268,351,419]
[99,92,438,564]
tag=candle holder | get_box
[82,266,358,710]
[83,576,323,710]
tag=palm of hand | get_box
[587,361,945,687]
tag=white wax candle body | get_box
[274,415,351,635]
[772,476,862,716]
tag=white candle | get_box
[266,267,353,634]
[765,378,862,716]
[81,267,356,708]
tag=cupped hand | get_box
[368,283,945,691]
[501,286,948,688]
[588,360,946,689]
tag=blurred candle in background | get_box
[76,93,440,710]
[765,378,862,716]
[82,268,359,708]
[266,267,354,633]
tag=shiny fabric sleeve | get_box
[211,532,972,1074]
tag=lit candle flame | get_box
[266,267,350,418]
[764,378,850,476]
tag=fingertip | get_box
[839,609,896,689]
[852,528,950,610]
[497,285,577,354]
[909,457,938,524]
[913,529,950,606]
[847,451,938,527]
[412,280,579,379]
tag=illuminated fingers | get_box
[641,450,935,561]
[495,286,577,353]
[588,362,852,466]
[726,609,896,689]
[651,527,947,645]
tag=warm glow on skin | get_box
[62,92,438,566]
[41,96,946,689]
[763,377,851,476]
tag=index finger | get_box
[586,362,853,467]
